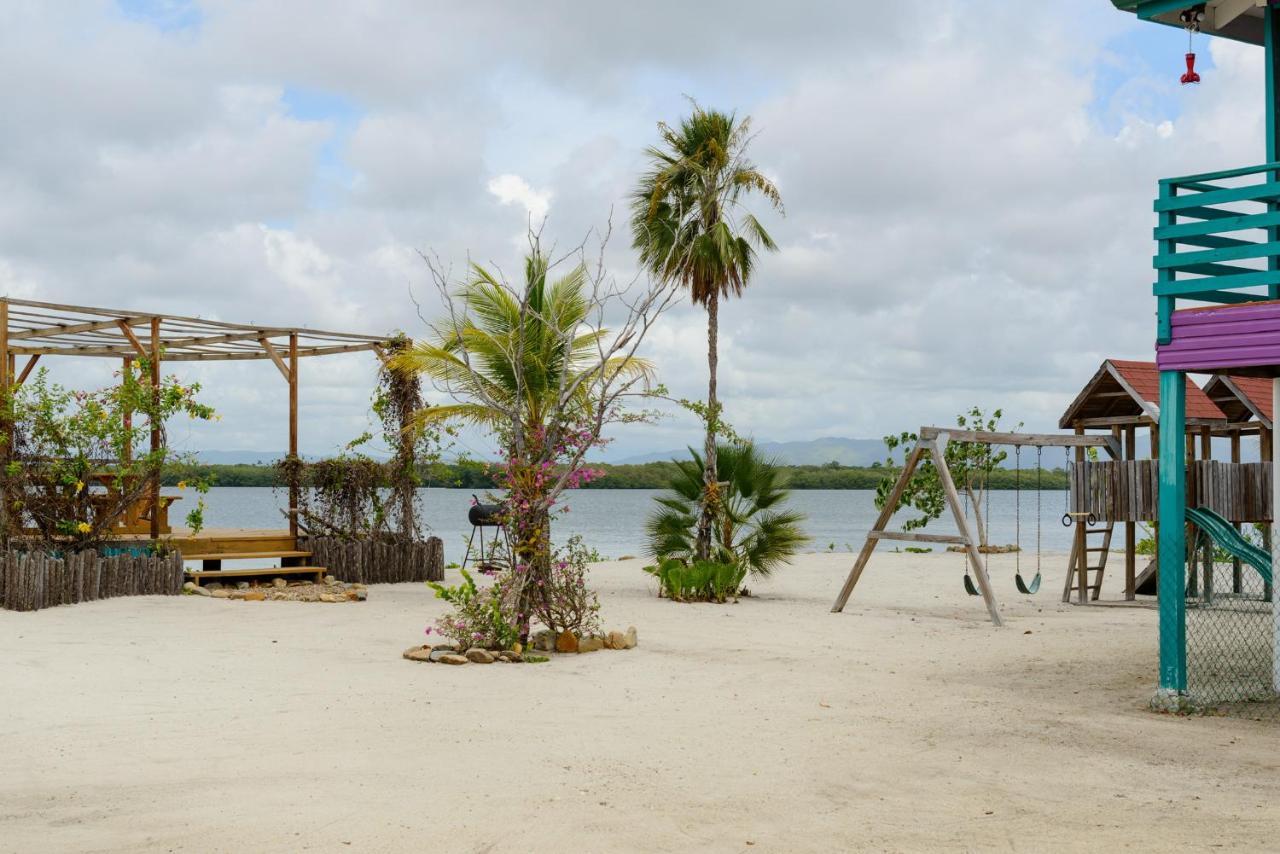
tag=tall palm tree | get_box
[631,104,782,561]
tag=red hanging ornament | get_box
[1181,52,1201,86]
[1178,5,1205,86]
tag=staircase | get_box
[1061,522,1114,602]
[183,544,327,587]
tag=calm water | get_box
[196,487,1082,564]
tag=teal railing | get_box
[1154,161,1280,342]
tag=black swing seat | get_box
[963,574,980,596]
[1015,572,1041,595]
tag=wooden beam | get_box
[288,332,299,541]
[867,530,967,545]
[9,316,146,341]
[931,435,1003,626]
[0,300,9,541]
[5,341,383,361]
[1125,424,1137,600]
[15,355,39,386]
[149,317,161,541]
[916,426,1112,448]
[831,441,925,612]
[164,329,285,350]
[116,320,149,358]
[7,345,136,357]
[122,357,132,464]
[259,338,293,383]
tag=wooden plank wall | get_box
[1071,460,1273,522]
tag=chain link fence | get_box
[1184,525,1280,719]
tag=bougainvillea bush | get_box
[0,363,215,551]
[426,534,602,649]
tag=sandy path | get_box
[2,550,1278,853]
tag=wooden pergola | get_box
[0,297,392,540]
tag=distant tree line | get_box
[162,460,1068,491]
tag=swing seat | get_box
[963,574,980,596]
[1015,572,1041,595]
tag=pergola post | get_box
[289,332,299,541]
[0,300,9,541]
[122,356,133,464]
[149,317,161,541]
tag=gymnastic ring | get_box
[1061,513,1073,528]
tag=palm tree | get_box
[392,250,651,584]
[646,442,807,584]
[393,252,649,439]
[631,104,782,561]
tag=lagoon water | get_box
[197,487,1084,564]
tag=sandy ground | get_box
[2,549,1279,853]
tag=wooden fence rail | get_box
[304,535,444,584]
[1071,460,1273,523]
[0,549,184,612]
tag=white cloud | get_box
[486,174,552,223]
[0,0,1265,459]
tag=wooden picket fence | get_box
[0,549,184,612]
[304,535,444,584]
[1072,460,1273,523]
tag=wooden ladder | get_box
[1062,523,1115,602]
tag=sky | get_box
[0,0,1269,462]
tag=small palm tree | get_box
[631,104,783,561]
[647,443,807,581]
[393,252,650,436]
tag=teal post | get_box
[1157,370,1187,697]
[1155,181,1176,344]
[1268,6,1280,298]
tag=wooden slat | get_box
[867,530,967,545]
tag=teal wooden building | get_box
[1111,1,1280,706]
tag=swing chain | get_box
[1036,446,1042,576]
[1014,445,1021,575]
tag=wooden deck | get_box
[115,528,299,556]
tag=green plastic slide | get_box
[1185,507,1272,586]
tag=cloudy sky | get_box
[0,1,1267,462]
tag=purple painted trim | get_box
[1158,302,1280,372]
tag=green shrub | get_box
[646,558,746,603]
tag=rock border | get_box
[402,626,638,666]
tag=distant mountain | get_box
[617,437,889,466]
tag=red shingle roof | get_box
[1206,375,1275,427]
[1107,360,1226,421]
[1059,359,1228,428]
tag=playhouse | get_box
[1113,0,1280,709]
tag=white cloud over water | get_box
[0,1,1267,460]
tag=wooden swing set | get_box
[829,426,1119,626]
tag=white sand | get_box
[2,550,1279,853]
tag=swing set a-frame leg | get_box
[931,435,1003,626]
[830,441,925,613]
[830,435,1004,626]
